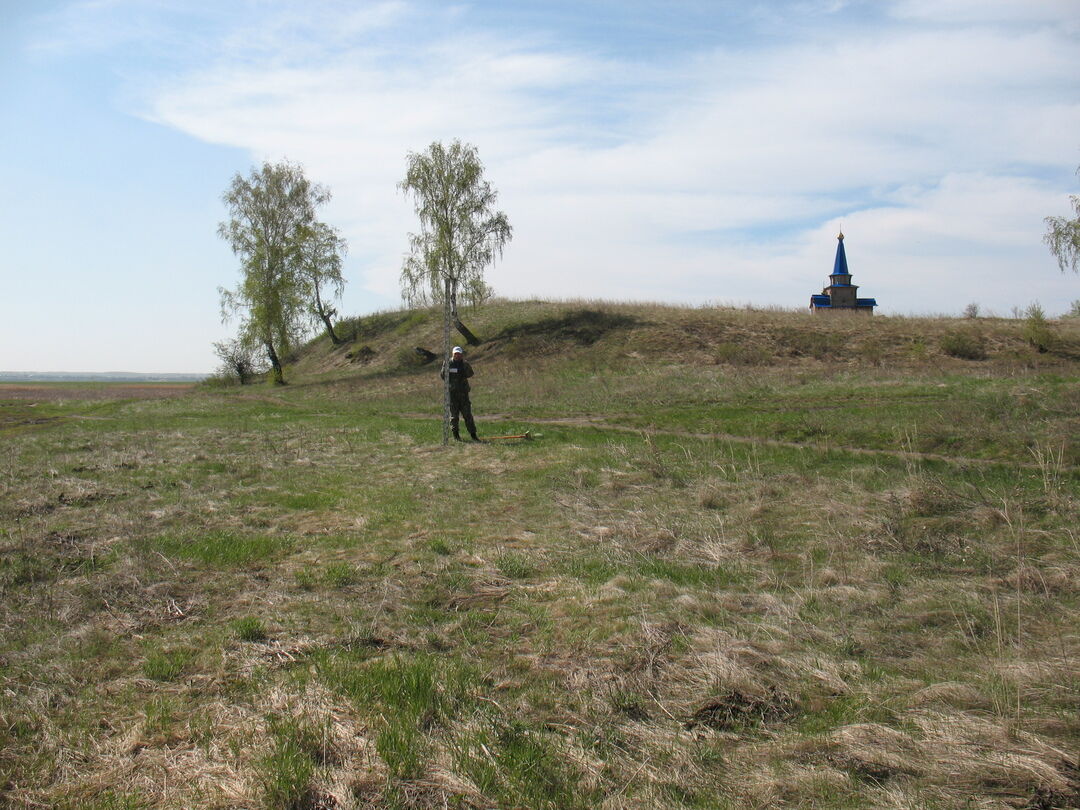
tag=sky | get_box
[1,0,1079,374]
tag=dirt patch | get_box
[0,383,196,401]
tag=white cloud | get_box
[890,0,1080,25]
[128,0,1080,316]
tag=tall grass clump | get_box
[257,713,333,809]
[452,720,593,809]
[940,330,987,360]
[317,652,482,782]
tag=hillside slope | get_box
[2,300,1078,809]
[292,299,1080,381]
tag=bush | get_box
[1022,302,1054,352]
[213,338,261,385]
[940,330,987,360]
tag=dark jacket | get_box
[440,358,474,393]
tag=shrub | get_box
[1022,302,1054,352]
[940,330,987,360]
[212,338,261,385]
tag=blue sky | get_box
[2,0,1079,373]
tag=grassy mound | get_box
[2,301,1078,808]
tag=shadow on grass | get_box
[488,309,642,348]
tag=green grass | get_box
[146,532,292,567]
[1,301,1078,809]
[232,616,268,642]
[142,648,193,681]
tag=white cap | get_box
[452,346,463,354]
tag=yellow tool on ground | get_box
[483,430,533,441]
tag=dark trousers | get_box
[450,390,477,438]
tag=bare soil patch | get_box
[0,383,196,401]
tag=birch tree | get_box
[299,221,348,345]
[1044,164,1080,274]
[399,140,512,444]
[218,161,329,384]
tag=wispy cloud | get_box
[41,0,1080,313]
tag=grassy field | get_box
[1,301,1078,809]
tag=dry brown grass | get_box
[1,301,1078,808]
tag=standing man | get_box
[441,346,480,442]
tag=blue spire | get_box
[831,230,849,277]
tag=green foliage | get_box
[317,652,483,784]
[294,569,318,591]
[399,140,512,443]
[940,330,987,360]
[796,694,896,735]
[1022,302,1054,352]
[714,341,772,365]
[298,221,347,344]
[0,551,56,589]
[218,160,333,384]
[1043,164,1080,273]
[398,140,511,311]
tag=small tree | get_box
[299,221,348,345]
[1044,164,1080,274]
[399,140,512,444]
[218,161,330,384]
[213,337,259,385]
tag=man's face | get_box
[453,351,463,360]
